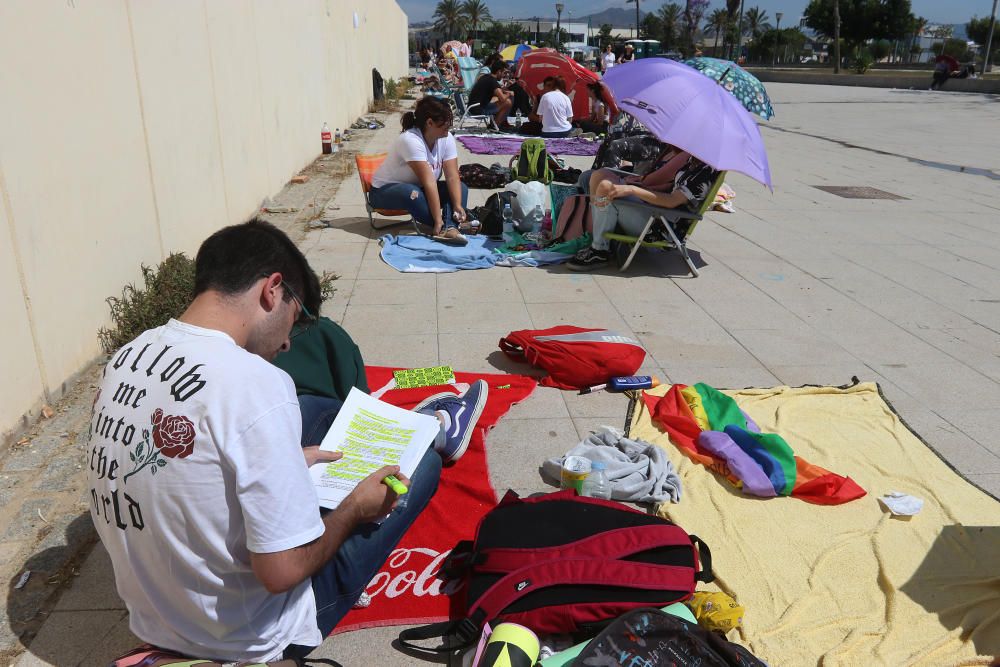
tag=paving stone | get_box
[34,456,85,493]
[2,498,55,542]
[439,300,532,334]
[485,418,581,492]
[13,609,126,667]
[3,437,64,472]
[54,543,124,612]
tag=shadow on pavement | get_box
[5,513,97,659]
[900,525,1000,658]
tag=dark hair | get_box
[489,60,507,75]
[553,75,568,92]
[401,96,453,132]
[542,76,555,88]
[194,218,320,316]
[484,52,501,67]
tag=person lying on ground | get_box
[468,59,513,129]
[567,152,718,271]
[534,75,575,138]
[90,220,488,664]
[369,97,469,245]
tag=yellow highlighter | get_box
[383,474,408,496]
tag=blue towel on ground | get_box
[378,234,499,273]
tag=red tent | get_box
[515,49,601,121]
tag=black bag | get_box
[472,191,517,237]
[460,163,507,189]
[398,490,713,653]
[572,607,767,667]
[372,68,384,101]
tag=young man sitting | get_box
[468,59,513,129]
[567,154,719,271]
[91,220,487,664]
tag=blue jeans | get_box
[286,395,443,657]
[369,180,468,229]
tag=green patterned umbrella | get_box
[683,57,774,120]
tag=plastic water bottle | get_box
[502,203,515,242]
[515,109,523,129]
[581,461,611,500]
[530,205,544,236]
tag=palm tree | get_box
[433,0,466,40]
[743,6,770,61]
[705,9,729,55]
[658,3,683,50]
[909,15,927,64]
[461,0,491,40]
[723,0,741,59]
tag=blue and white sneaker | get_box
[414,380,489,463]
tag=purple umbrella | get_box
[603,58,772,189]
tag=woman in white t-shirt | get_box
[601,45,616,73]
[535,75,574,138]
[370,97,469,244]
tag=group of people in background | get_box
[599,43,636,73]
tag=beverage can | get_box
[560,455,592,493]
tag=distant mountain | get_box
[579,7,648,28]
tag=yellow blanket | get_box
[629,382,1000,666]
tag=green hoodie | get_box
[273,317,369,400]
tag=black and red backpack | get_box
[399,490,714,653]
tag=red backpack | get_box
[499,325,646,390]
[398,491,714,653]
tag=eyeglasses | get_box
[282,280,317,339]
[261,274,317,339]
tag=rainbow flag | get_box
[643,383,866,505]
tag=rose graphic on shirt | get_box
[151,408,195,458]
[123,409,195,483]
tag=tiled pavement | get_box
[11,83,1000,666]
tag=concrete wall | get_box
[0,0,409,445]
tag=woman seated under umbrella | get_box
[567,148,719,271]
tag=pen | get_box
[383,474,408,496]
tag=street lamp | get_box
[555,3,564,50]
[773,12,783,67]
[626,0,641,39]
[984,0,998,73]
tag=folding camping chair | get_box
[453,90,494,130]
[453,57,494,130]
[604,171,727,277]
[356,153,412,231]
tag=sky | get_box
[398,0,992,26]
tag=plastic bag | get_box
[505,181,548,230]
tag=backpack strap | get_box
[469,558,697,624]
[498,333,527,360]
[397,613,485,655]
[690,534,715,583]
[475,525,695,573]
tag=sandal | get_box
[432,227,468,246]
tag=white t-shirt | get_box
[602,52,616,71]
[538,90,574,133]
[88,319,325,663]
[371,128,458,188]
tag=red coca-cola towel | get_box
[332,366,537,634]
